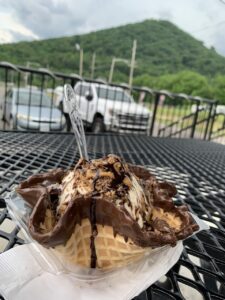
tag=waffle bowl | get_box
[53,204,194,270]
[11,155,199,273]
[54,218,148,270]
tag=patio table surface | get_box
[0,131,225,300]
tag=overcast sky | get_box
[0,0,225,55]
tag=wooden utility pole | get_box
[91,52,96,79]
[128,40,137,89]
[79,48,83,77]
[108,57,116,83]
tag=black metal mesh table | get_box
[0,131,225,300]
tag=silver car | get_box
[2,88,66,131]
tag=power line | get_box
[219,0,225,5]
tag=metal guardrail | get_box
[209,113,225,142]
[0,61,221,142]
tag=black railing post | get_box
[149,93,160,136]
[208,104,217,141]
[203,103,213,140]
[3,67,9,130]
[190,102,199,138]
[15,71,21,130]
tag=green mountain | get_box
[1,19,225,82]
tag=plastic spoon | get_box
[64,84,89,160]
[64,84,146,214]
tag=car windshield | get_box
[96,87,131,102]
[16,91,52,107]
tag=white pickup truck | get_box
[72,82,151,133]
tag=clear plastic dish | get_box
[4,189,208,299]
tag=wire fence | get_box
[0,61,223,143]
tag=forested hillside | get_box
[1,19,225,102]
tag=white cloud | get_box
[0,0,225,55]
[0,12,39,43]
[0,29,13,44]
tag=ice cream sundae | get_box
[17,154,199,269]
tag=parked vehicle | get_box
[191,104,207,113]
[216,105,225,115]
[73,82,151,133]
[2,88,66,131]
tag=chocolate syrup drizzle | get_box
[90,169,99,268]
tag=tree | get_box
[211,76,225,104]
[134,71,213,97]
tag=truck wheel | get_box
[92,117,105,133]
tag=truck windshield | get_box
[97,87,131,102]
